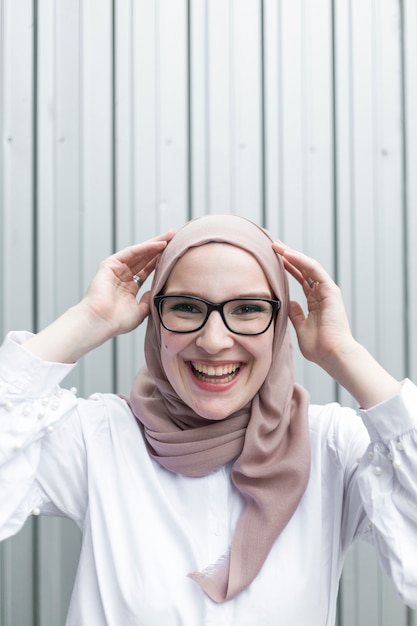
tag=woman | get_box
[0,214,416,625]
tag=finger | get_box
[116,230,174,261]
[118,240,167,266]
[281,255,305,286]
[272,242,330,288]
[272,241,305,285]
[274,246,312,295]
[128,230,176,274]
[283,256,317,295]
[108,240,170,283]
[149,229,176,243]
[132,255,160,291]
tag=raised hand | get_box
[82,231,175,336]
[23,231,175,364]
[272,241,353,369]
[272,241,401,407]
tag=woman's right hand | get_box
[82,231,175,336]
[23,231,175,363]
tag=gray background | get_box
[1,0,417,623]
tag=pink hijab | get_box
[129,214,310,602]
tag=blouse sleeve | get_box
[0,331,88,539]
[352,379,417,609]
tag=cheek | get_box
[161,331,177,354]
[160,331,188,370]
[252,333,274,377]
[160,343,179,390]
[160,339,174,371]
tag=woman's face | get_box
[159,243,276,420]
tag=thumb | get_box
[136,291,153,325]
[288,300,306,334]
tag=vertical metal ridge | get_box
[0,0,5,339]
[154,0,160,230]
[32,3,41,625]
[277,0,284,237]
[260,0,266,228]
[187,0,192,220]
[331,0,339,287]
[78,0,85,308]
[111,0,117,394]
[205,0,211,215]
[229,0,234,215]
[111,0,116,254]
[399,0,410,386]
[330,0,341,409]
[32,0,39,335]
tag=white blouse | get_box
[1,331,417,626]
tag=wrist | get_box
[23,303,116,364]
[319,340,401,408]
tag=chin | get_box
[189,399,245,421]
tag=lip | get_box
[186,360,244,391]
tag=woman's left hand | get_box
[272,241,401,408]
[272,242,353,368]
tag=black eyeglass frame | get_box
[153,294,281,336]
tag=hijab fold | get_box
[129,214,310,603]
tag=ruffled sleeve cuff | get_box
[359,379,417,444]
[0,331,75,398]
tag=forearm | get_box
[320,339,402,409]
[23,303,116,364]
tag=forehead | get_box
[164,243,271,296]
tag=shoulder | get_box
[75,392,136,438]
[307,402,370,472]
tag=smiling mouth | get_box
[190,362,241,383]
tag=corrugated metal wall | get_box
[1,1,416,623]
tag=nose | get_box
[195,311,234,353]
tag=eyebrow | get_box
[163,291,275,299]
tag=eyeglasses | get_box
[154,294,281,335]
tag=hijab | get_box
[129,214,311,603]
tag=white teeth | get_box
[191,362,240,377]
[190,362,241,383]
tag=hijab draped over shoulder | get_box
[129,214,311,603]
